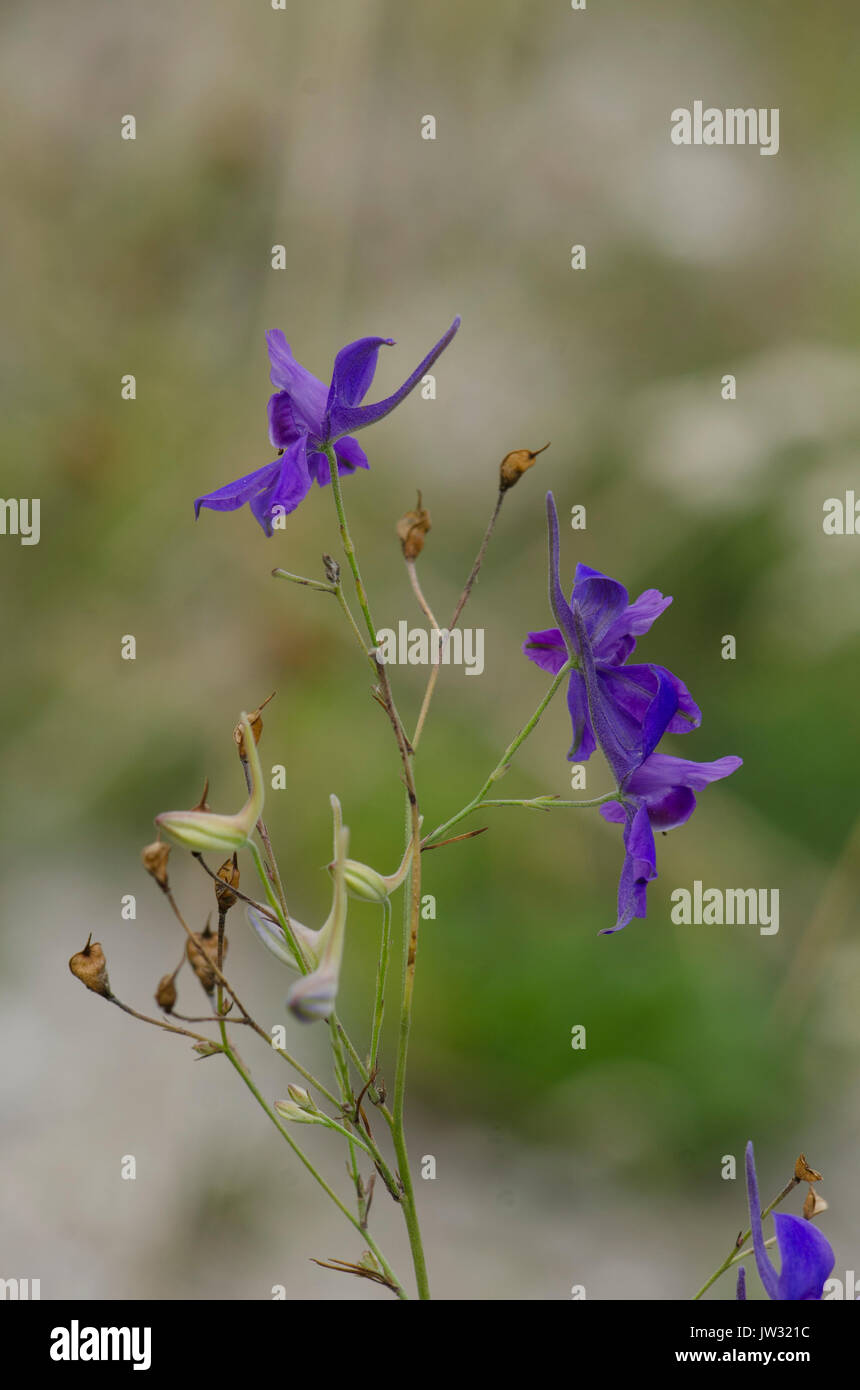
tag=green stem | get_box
[390,794,431,1299]
[369,897,392,1072]
[219,1038,407,1297]
[423,661,575,847]
[326,448,377,645]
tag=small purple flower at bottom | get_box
[740,1141,834,1300]
[195,317,460,535]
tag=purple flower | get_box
[741,1142,834,1300]
[524,496,701,762]
[195,317,460,535]
[530,493,741,933]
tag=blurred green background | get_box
[2,0,860,1299]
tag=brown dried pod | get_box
[499,442,551,492]
[802,1185,828,1220]
[69,935,111,998]
[215,853,240,912]
[155,973,178,1013]
[141,839,170,890]
[795,1154,823,1183]
[186,921,226,994]
[396,492,431,561]
[233,693,275,759]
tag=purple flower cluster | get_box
[524,493,742,933]
[195,319,460,535]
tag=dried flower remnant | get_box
[396,493,431,561]
[803,1187,828,1220]
[141,840,170,891]
[195,318,460,534]
[795,1154,823,1183]
[69,936,111,998]
[155,972,178,1013]
[499,442,550,492]
[186,921,227,995]
[215,854,241,913]
[233,693,274,760]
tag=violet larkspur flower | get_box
[523,494,701,763]
[529,492,741,933]
[195,317,460,535]
[737,1142,834,1300]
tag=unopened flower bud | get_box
[192,1040,222,1058]
[69,935,111,998]
[274,1099,321,1125]
[795,1154,823,1183]
[286,1084,317,1112]
[396,492,431,561]
[233,693,275,760]
[341,859,390,904]
[155,973,178,1012]
[803,1186,828,1220]
[141,840,170,890]
[215,853,240,912]
[499,442,550,492]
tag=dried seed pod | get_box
[69,935,111,998]
[215,853,240,913]
[155,973,178,1013]
[499,442,550,492]
[233,693,275,759]
[141,840,170,890]
[396,492,431,561]
[802,1186,828,1220]
[186,921,226,994]
[795,1154,823,1183]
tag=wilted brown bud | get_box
[155,973,178,1012]
[322,553,341,585]
[795,1154,823,1183]
[499,442,550,492]
[186,921,226,994]
[396,492,431,561]
[141,839,170,890]
[215,853,240,912]
[69,935,111,998]
[803,1186,828,1220]
[233,693,275,759]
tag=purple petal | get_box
[745,1142,780,1300]
[194,459,281,518]
[325,336,394,415]
[265,331,328,433]
[600,588,673,664]
[267,391,302,448]
[523,627,568,676]
[307,435,371,487]
[602,800,657,934]
[736,1267,747,1300]
[773,1214,834,1301]
[571,569,630,650]
[324,316,460,438]
[249,436,312,535]
[598,663,702,737]
[573,604,638,785]
[626,752,743,798]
